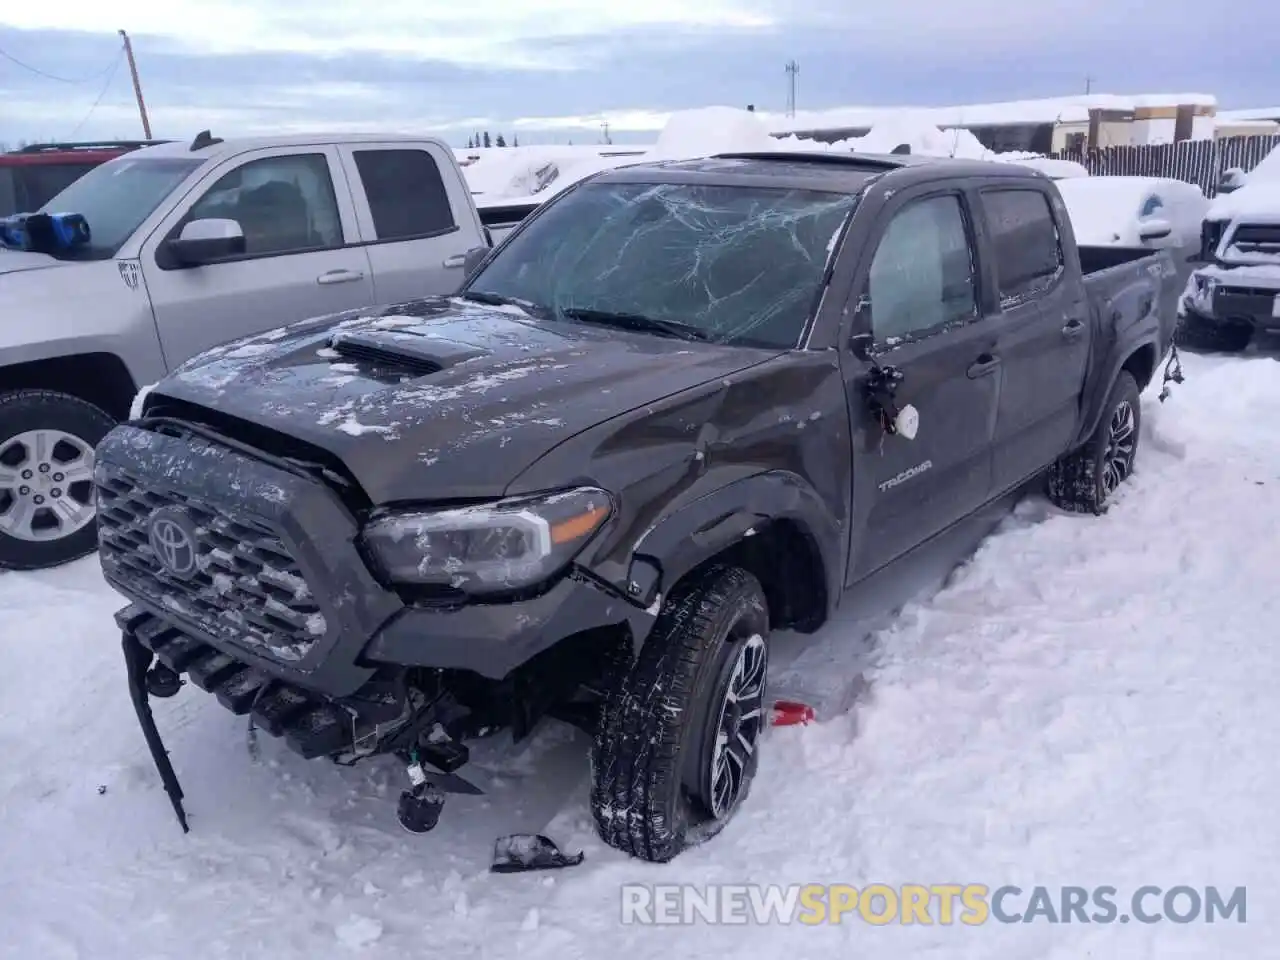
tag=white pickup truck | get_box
[0,131,533,570]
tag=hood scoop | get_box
[328,329,487,380]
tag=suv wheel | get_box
[0,390,116,570]
[591,564,770,862]
[1047,371,1141,515]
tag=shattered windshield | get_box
[466,180,857,348]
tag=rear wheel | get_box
[591,565,769,862]
[0,390,115,570]
[1047,372,1141,515]
[1174,312,1252,353]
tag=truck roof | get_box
[595,150,1047,194]
[130,131,451,162]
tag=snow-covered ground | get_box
[2,351,1278,958]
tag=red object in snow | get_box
[769,700,816,726]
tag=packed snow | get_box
[1,350,1277,958]
[1055,176,1208,247]
[1207,144,1280,221]
[459,107,1091,207]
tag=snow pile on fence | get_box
[457,107,1088,206]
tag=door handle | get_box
[442,254,467,269]
[317,269,365,285]
[1062,317,1086,339]
[967,353,1001,379]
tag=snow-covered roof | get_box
[764,93,1218,134]
[1218,107,1280,122]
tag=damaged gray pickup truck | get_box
[96,151,1182,864]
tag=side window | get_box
[865,194,976,343]
[352,149,456,241]
[982,189,1063,302]
[186,153,343,257]
[1139,194,1164,218]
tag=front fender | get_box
[623,470,843,614]
[0,259,167,386]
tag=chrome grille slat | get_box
[96,469,326,662]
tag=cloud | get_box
[1,1,1277,147]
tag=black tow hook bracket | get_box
[146,663,184,699]
[398,779,446,834]
[122,623,189,833]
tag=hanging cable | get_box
[0,44,120,84]
[67,51,125,139]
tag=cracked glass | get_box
[468,180,858,348]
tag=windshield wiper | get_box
[461,290,552,319]
[560,308,711,342]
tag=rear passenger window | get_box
[983,189,1063,302]
[353,149,455,241]
[865,194,977,344]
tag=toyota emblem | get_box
[148,507,199,578]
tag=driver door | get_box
[842,187,1003,583]
[137,146,375,368]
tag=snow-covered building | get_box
[764,93,1219,154]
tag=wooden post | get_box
[1086,108,1102,151]
[119,30,152,139]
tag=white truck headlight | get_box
[362,487,612,593]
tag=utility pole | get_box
[600,120,611,145]
[1085,75,1094,95]
[119,30,152,139]
[785,60,799,117]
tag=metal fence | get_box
[1052,134,1280,196]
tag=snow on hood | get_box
[1208,181,1280,222]
[153,297,775,504]
[1208,144,1280,221]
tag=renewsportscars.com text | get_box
[620,883,1247,926]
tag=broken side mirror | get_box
[849,332,876,361]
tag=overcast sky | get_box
[1,1,1276,148]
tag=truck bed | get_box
[1080,245,1179,358]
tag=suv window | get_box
[982,189,1063,302]
[865,194,976,343]
[187,153,343,257]
[1139,194,1164,218]
[352,148,455,241]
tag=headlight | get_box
[1193,274,1217,304]
[362,486,612,593]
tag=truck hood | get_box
[149,296,779,504]
[0,250,66,276]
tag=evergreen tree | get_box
[495,133,506,147]
[513,134,519,147]
[482,131,491,148]
[466,136,473,149]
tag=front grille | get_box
[1215,287,1276,319]
[96,470,327,662]
[1230,223,1280,256]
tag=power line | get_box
[0,44,120,84]
[67,50,125,139]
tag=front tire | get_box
[1047,372,1141,515]
[0,390,116,571]
[591,565,770,862]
